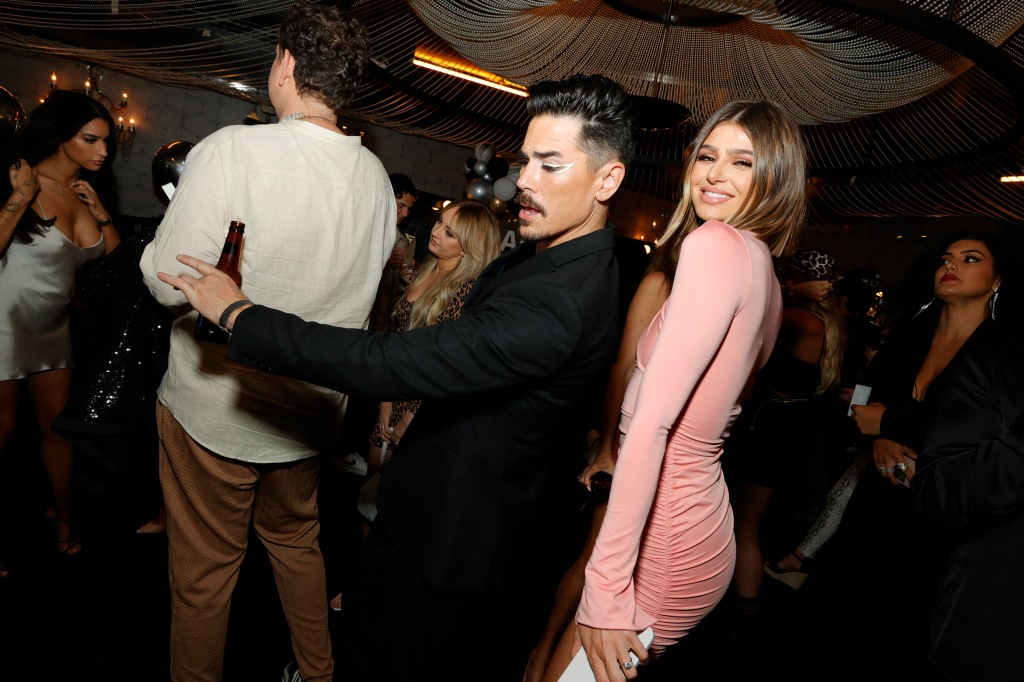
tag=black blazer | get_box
[228,227,621,590]
[914,321,1024,681]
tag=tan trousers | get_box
[157,402,333,682]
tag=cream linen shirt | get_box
[140,120,395,463]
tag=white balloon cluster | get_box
[464,141,520,213]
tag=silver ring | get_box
[622,661,634,670]
[876,466,886,471]
[883,467,894,473]
[894,462,906,472]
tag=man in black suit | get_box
[158,74,637,681]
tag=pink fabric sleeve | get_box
[576,220,753,631]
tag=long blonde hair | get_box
[799,295,847,394]
[658,100,807,258]
[405,201,500,331]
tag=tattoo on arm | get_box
[3,190,27,216]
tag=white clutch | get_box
[558,627,655,682]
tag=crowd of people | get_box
[2,2,1023,682]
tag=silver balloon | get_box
[474,142,496,164]
[466,178,493,202]
[152,140,196,206]
[493,176,518,202]
[0,85,27,150]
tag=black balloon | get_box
[473,159,489,177]
[152,140,196,206]
[466,178,493,201]
[0,85,27,151]
[489,157,509,178]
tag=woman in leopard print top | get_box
[358,200,501,521]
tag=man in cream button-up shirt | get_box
[139,4,393,681]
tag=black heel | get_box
[46,507,83,557]
[763,552,813,589]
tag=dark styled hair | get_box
[935,230,1008,283]
[3,89,118,246]
[389,172,417,198]
[660,100,807,257]
[526,74,638,170]
[887,229,1017,335]
[936,230,1017,324]
[278,1,372,112]
[13,90,115,166]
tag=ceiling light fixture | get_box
[412,50,528,98]
[629,0,691,130]
[999,175,1024,182]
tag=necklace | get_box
[37,172,78,197]
[280,112,338,126]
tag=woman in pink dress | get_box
[557,100,808,681]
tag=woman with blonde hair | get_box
[547,100,808,681]
[724,248,846,632]
[366,200,500,466]
[332,200,500,611]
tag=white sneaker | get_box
[282,661,301,682]
[337,451,367,476]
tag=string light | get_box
[412,50,528,98]
[4,0,1024,224]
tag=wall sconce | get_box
[115,115,137,162]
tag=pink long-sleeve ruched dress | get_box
[577,220,782,655]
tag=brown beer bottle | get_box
[194,220,245,344]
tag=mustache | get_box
[514,191,546,216]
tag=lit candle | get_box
[128,117,136,133]
[117,116,124,131]
[84,77,91,94]
[50,72,57,90]
[120,92,128,107]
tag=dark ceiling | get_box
[2,0,1024,225]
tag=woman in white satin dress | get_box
[0,90,120,563]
